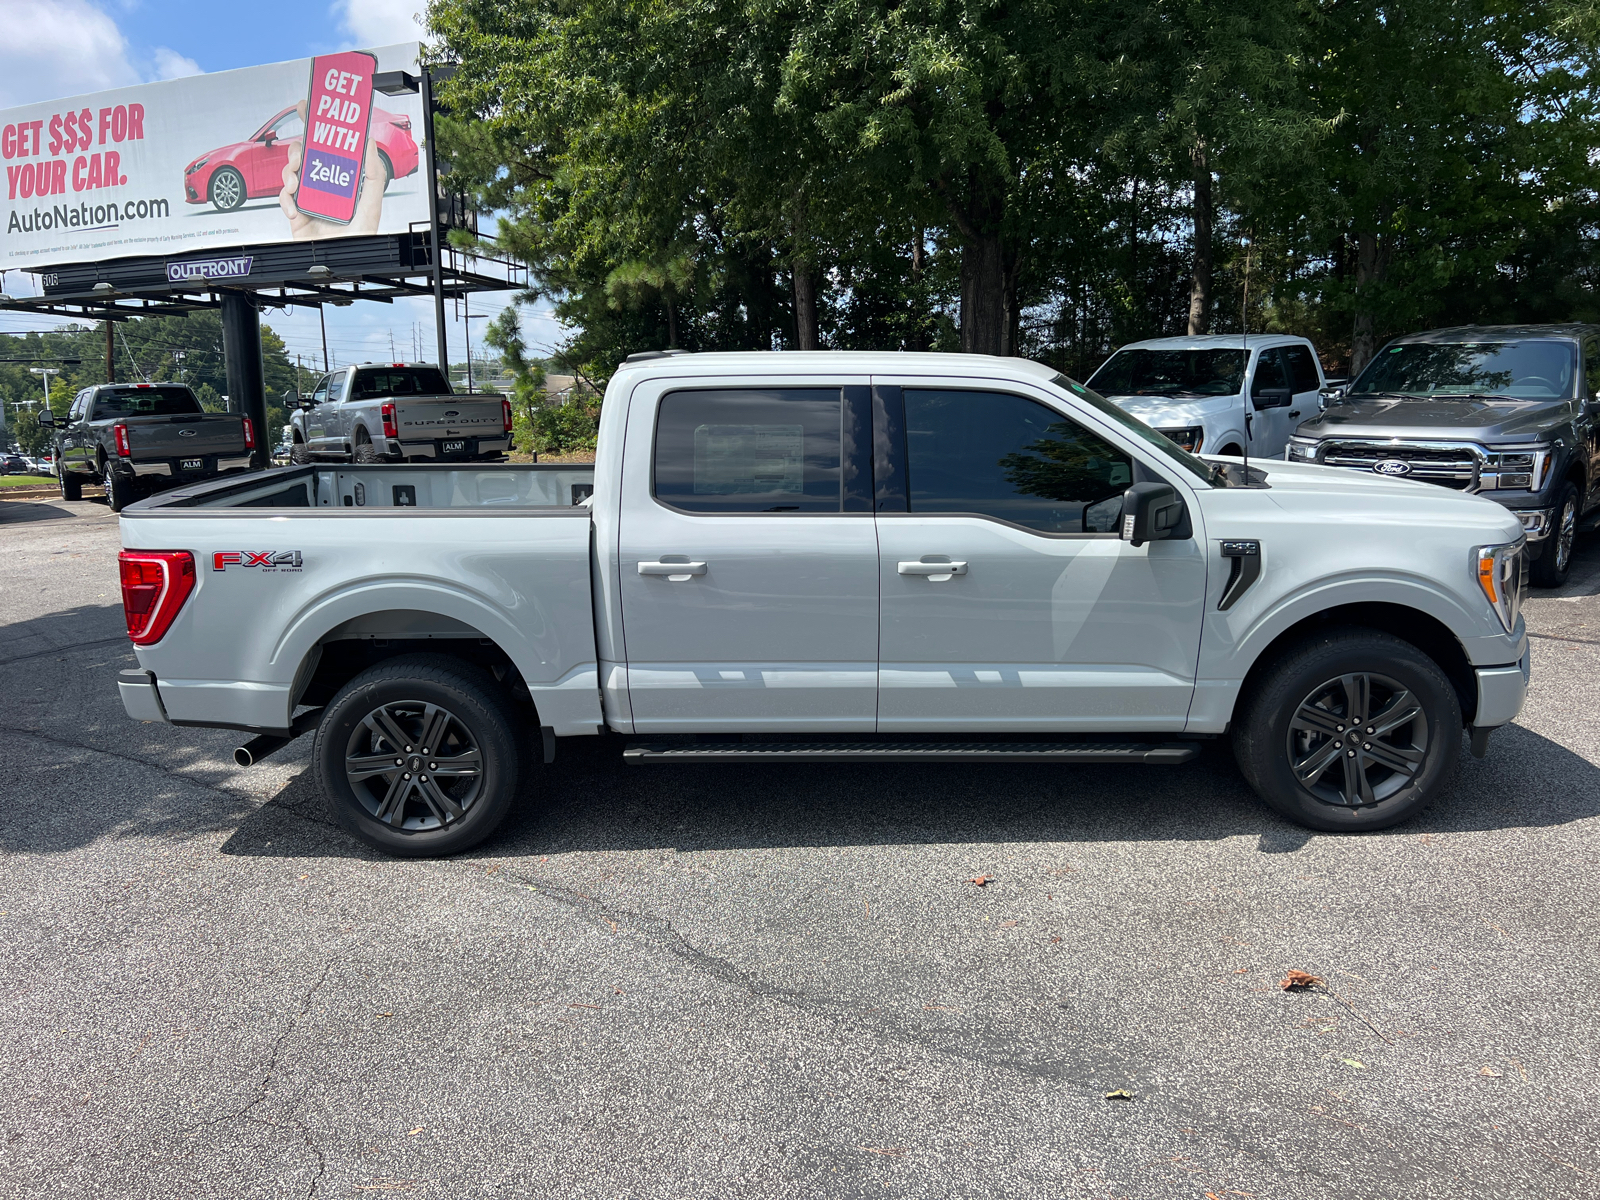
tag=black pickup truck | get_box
[45,383,255,512]
[1288,324,1600,586]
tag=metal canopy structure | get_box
[0,229,522,322]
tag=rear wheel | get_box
[1232,628,1462,832]
[102,460,136,513]
[353,431,381,464]
[1530,482,1579,588]
[312,654,523,857]
[58,464,82,501]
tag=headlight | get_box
[186,157,209,174]
[1286,436,1319,462]
[1475,540,1526,633]
[1158,426,1204,453]
[1482,444,1551,491]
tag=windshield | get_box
[1049,374,1215,486]
[1088,348,1247,397]
[91,387,202,418]
[351,367,452,400]
[1352,340,1577,400]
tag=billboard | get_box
[1,43,429,273]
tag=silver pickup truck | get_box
[115,352,1529,856]
[288,362,512,464]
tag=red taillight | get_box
[118,551,196,645]
[381,401,398,438]
[242,416,255,450]
[502,398,513,434]
[113,423,131,457]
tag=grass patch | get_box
[0,474,55,487]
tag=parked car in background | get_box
[1,453,28,474]
[43,383,255,513]
[117,351,1528,856]
[183,105,419,212]
[1087,334,1327,461]
[1289,324,1600,587]
[288,363,512,464]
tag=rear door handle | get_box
[898,560,968,577]
[638,561,707,578]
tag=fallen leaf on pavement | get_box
[1105,1090,1134,1100]
[968,875,990,887]
[406,1127,423,1135]
[1281,969,1323,990]
[859,1145,907,1157]
[568,1003,600,1009]
[1000,920,1018,928]
[1050,936,1062,943]
[1342,1059,1366,1069]
[1479,1066,1503,1077]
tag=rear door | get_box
[873,377,1208,731]
[617,374,880,731]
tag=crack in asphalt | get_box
[0,722,262,805]
[1526,630,1600,647]
[0,634,130,668]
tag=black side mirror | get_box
[1120,482,1185,548]
[1252,386,1294,408]
[37,410,55,427]
[284,387,299,406]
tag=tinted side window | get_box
[1283,345,1321,393]
[1585,340,1600,400]
[903,389,1131,534]
[1251,349,1289,397]
[328,371,348,401]
[654,388,841,513]
[308,376,330,404]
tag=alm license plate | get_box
[180,458,203,471]
[442,440,466,454]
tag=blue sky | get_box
[0,0,561,373]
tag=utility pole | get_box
[319,305,330,373]
[104,319,114,384]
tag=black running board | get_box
[622,740,1199,764]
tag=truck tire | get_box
[1530,481,1579,588]
[290,440,311,465]
[102,460,136,513]
[353,432,381,464]
[58,465,82,501]
[312,654,523,857]
[1232,628,1462,832]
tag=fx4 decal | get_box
[213,551,303,572]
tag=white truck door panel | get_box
[874,382,1206,731]
[618,378,879,732]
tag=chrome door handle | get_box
[898,560,968,577]
[638,561,707,578]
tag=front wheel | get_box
[1232,628,1462,832]
[209,166,246,212]
[290,440,311,465]
[312,654,523,857]
[1529,482,1579,588]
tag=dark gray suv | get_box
[1288,324,1600,586]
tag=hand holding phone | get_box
[280,51,387,239]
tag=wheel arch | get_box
[1236,601,1478,724]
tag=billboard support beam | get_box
[105,320,114,384]
[420,65,449,375]
[220,291,267,469]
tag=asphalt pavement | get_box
[1,492,1597,1199]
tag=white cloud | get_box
[0,2,204,108]
[150,47,202,81]
[0,0,138,107]
[336,0,428,47]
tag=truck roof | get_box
[1388,323,1600,343]
[1110,334,1312,352]
[612,350,1063,380]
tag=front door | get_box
[874,382,1207,732]
[617,378,880,731]
[1247,348,1296,457]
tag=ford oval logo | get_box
[443,409,460,417]
[178,429,198,437]
[1372,459,1411,476]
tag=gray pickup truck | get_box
[1288,324,1600,587]
[288,363,512,465]
[46,383,254,513]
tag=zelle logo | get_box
[213,551,303,572]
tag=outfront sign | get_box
[1,43,427,273]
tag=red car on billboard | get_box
[183,106,418,212]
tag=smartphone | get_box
[297,50,378,225]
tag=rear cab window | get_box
[90,386,202,420]
[351,367,452,401]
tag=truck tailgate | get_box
[127,414,248,459]
[393,395,506,441]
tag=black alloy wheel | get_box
[313,654,522,856]
[1530,482,1578,588]
[1232,628,1462,832]
[1286,672,1426,808]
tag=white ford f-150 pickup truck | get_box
[114,352,1530,856]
